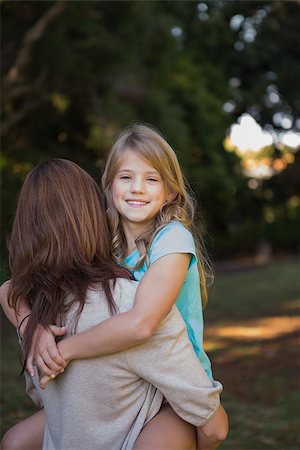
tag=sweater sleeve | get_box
[24,371,44,408]
[123,305,222,427]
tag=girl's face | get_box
[112,150,172,236]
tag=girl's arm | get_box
[37,253,190,380]
[0,280,30,328]
[62,253,190,359]
[0,280,66,377]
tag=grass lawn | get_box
[1,257,300,448]
[205,257,300,450]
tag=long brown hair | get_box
[102,124,212,306]
[8,159,131,363]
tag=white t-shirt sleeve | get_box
[149,223,197,266]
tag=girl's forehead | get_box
[116,149,159,173]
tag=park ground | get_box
[1,257,300,449]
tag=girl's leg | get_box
[1,409,45,450]
[196,404,229,450]
[133,402,196,450]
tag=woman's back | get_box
[29,277,222,450]
[30,278,162,450]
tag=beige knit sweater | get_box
[26,279,222,450]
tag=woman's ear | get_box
[166,191,178,202]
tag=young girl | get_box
[1,125,228,449]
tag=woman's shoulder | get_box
[71,278,139,332]
[115,277,139,291]
[113,278,139,311]
[83,278,139,317]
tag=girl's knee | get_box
[1,427,23,450]
[216,420,229,442]
[202,424,228,443]
[198,414,229,444]
[1,411,44,450]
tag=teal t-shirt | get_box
[123,221,213,380]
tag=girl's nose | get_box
[130,177,144,193]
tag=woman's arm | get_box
[0,280,66,377]
[39,253,190,371]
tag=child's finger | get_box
[48,346,67,368]
[39,374,53,389]
[35,355,55,378]
[41,351,65,374]
[48,325,66,336]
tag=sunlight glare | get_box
[230,114,273,153]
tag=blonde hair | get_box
[102,124,211,306]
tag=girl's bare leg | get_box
[196,404,229,450]
[1,409,45,450]
[133,402,196,450]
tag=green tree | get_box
[1,1,299,264]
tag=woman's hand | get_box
[26,324,67,378]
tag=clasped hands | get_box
[26,324,69,389]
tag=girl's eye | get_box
[120,175,131,180]
[147,178,159,182]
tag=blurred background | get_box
[1,1,300,448]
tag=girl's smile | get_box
[126,199,150,207]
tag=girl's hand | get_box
[39,338,71,388]
[26,324,67,377]
[39,373,54,389]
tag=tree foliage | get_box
[1,0,299,261]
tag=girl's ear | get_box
[166,191,178,202]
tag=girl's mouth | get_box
[126,200,149,206]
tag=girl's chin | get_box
[122,218,152,230]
